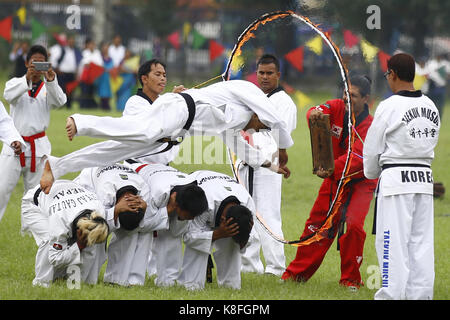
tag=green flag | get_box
[31,18,46,40]
[192,29,206,50]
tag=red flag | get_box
[80,63,104,84]
[53,33,67,46]
[284,46,304,72]
[343,30,359,48]
[0,16,13,42]
[378,50,391,72]
[167,31,180,50]
[209,39,225,62]
[65,80,79,95]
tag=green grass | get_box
[0,77,449,301]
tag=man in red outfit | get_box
[282,75,378,290]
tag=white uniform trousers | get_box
[104,229,152,286]
[178,237,242,290]
[238,165,285,276]
[374,192,434,300]
[0,155,44,221]
[152,229,184,287]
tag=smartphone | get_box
[33,61,51,71]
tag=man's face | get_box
[142,63,167,96]
[257,63,280,94]
[343,86,368,115]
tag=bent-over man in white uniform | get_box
[239,54,297,276]
[130,162,208,287]
[363,53,440,300]
[73,163,171,286]
[1,45,66,222]
[21,180,108,287]
[40,79,292,193]
[178,170,255,290]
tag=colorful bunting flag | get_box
[292,90,312,110]
[306,35,323,55]
[65,80,79,95]
[209,39,225,62]
[343,30,359,48]
[360,39,379,63]
[377,50,391,72]
[80,63,104,85]
[16,6,26,25]
[0,16,12,42]
[284,46,304,72]
[110,75,124,93]
[167,31,180,50]
[31,18,46,40]
[192,29,207,50]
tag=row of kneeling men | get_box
[21,162,255,290]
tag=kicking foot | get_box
[40,160,55,194]
[66,116,77,141]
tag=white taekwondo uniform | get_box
[130,162,196,287]
[73,163,170,286]
[363,90,440,300]
[239,87,297,276]
[0,101,25,154]
[21,180,105,287]
[45,80,292,180]
[0,74,66,221]
[122,89,181,278]
[178,170,256,290]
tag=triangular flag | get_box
[306,35,323,55]
[16,6,26,25]
[80,63,104,84]
[31,18,47,40]
[209,39,225,62]
[231,54,244,73]
[292,90,312,110]
[167,31,180,50]
[65,80,79,95]
[413,74,427,90]
[183,22,192,41]
[123,55,140,73]
[192,29,207,50]
[377,50,391,72]
[110,75,124,93]
[360,39,379,63]
[284,46,304,72]
[0,16,13,43]
[343,30,359,48]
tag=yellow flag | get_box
[293,90,312,110]
[360,39,379,63]
[306,35,323,55]
[17,6,26,25]
[110,75,124,93]
[183,22,191,41]
[123,55,140,73]
[413,74,427,90]
[231,55,244,73]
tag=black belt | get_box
[382,163,430,170]
[135,92,196,158]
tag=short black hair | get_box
[350,75,372,97]
[137,59,167,86]
[257,54,280,71]
[226,205,253,246]
[173,183,208,218]
[387,53,416,82]
[115,185,144,231]
[26,45,48,62]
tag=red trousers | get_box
[282,178,374,285]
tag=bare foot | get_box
[40,160,55,194]
[65,117,77,141]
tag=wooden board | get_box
[309,114,334,175]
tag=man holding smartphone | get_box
[0,44,67,222]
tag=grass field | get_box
[0,76,449,302]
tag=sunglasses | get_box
[383,70,392,79]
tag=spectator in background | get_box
[97,42,113,111]
[426,53,450,117]
[108,34,126,68]
[78,38,103,109]
[9,41,29,78]
[50,35,82,109]
[116,49,139,111]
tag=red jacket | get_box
[307,99,377,188]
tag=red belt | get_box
[20,131,46,172]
